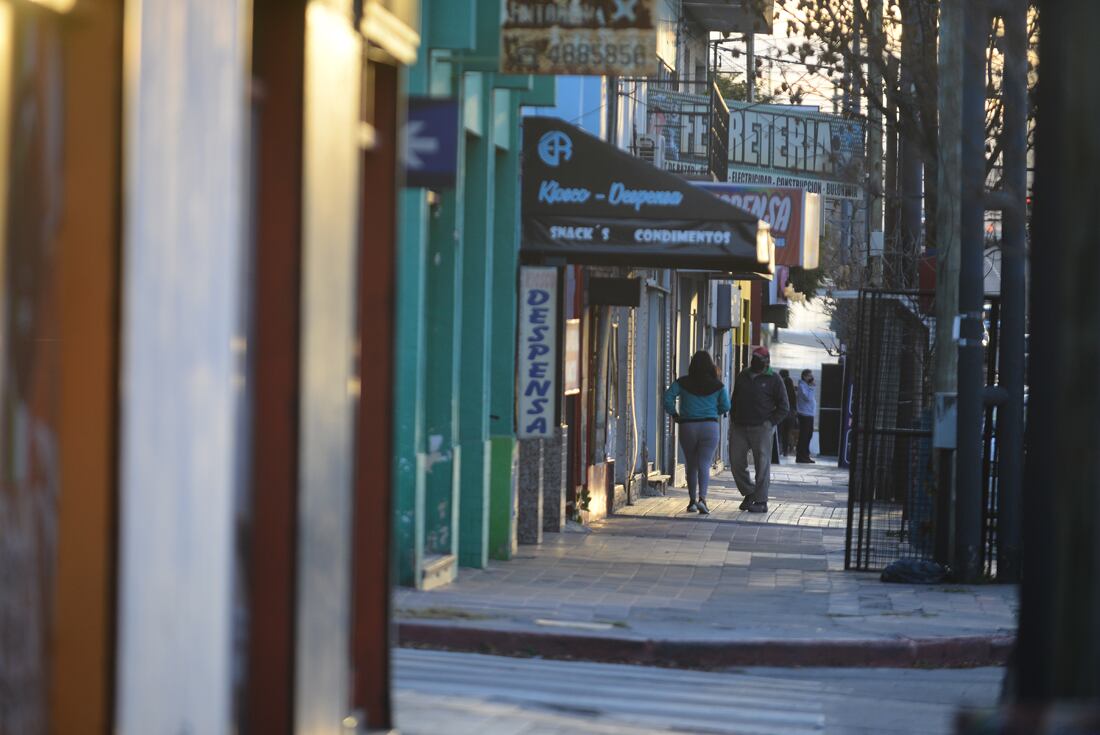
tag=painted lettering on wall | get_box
[517,267,559,438]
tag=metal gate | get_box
[845,290,936,571]
[845,289,1003,573]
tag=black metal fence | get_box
[845,289,1004,574]
[845,290,936,571]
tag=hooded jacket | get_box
[663,373,731,422]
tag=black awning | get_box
[520,116,772,273]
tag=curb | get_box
[397,622,1014,670]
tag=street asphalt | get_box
[394,648,1005,734]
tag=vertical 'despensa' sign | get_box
[517,267,558,439]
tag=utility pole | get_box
[953,0,988,584]
[939,0,1025,586]
[607,76,618,148]
[883,55,899,285]
[746,33,755,103]
[1014,0,1100,708]
[933,0,964,568]
[992,0,1026,584]
[899,0,924,289]
[840,3,861,267]
[866,0,884,278]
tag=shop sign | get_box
[501,0,657,76]
[774,264,790,304]
[726,102,865,200]
[647,89,708,177]
[726,166,863,201]
[696,183,821,268]
[517,267,559,438]
[563,318,581,396]
[404,97,459,189]
[730,284,742,326]
[521,116,769,272]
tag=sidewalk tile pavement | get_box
[395,459,1018,645]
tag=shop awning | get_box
[520,116,773,274]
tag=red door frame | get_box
[351,56,398,731]
[245,1,306,731]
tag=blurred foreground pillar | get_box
[960,0,1100,730]
[114,0,253,731]
[0,1,122,734]
[1014,0,1100,703]
[0,0,419,732]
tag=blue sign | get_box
[516,267,558,439]
[404,97,459,189]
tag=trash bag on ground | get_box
[880,558,948,584]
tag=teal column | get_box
[422,69,465,569]
[488,93,521,560]
[395,187,428,586]
[456,71,494,568]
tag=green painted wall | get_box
[488,436,517,559]
[394,0,553,586]
[456,72,494,568]
[427,0,475,51]
[394,190,428,586]
[488,96,522,560]
[422,74,464,563]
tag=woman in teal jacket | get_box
[664,351,730,515]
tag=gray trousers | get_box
[678,421,720,503]
[730,421,774,504]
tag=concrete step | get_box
[420,554,456,591]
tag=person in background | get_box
[664,351,730,515]
[796,369,817,464]
[729,346,789,513]
[779,369,798,457]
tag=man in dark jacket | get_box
[779,369,798,456]
[730,346,789,512]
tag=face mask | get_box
[751,356,766,372]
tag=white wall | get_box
[116,0,251,732]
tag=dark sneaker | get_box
[739,497,754,510]
[686,502,698,513]
[747,502,769,513]
[796,457,816,464]
[696,500,710,515]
